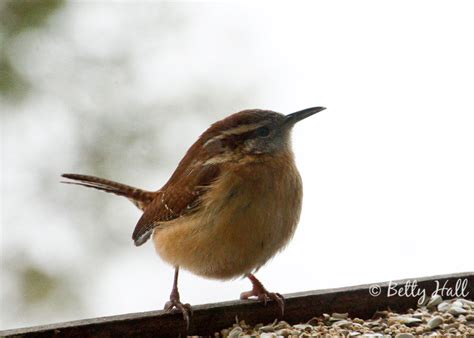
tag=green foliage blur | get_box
[0,0,64,100]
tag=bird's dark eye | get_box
[256,126,270,137]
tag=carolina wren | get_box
[62,106,325,327]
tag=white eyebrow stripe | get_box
[221,123,263,136]
[203,123,263,148]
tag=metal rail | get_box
[1,272,472,337]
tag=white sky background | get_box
[1,0,474,330]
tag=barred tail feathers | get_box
[61,173,155,211]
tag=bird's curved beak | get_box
[284,106,326,126]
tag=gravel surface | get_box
[217,296,474,337]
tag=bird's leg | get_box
[240,273,285,316]
[164,266,192,329]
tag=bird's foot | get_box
[240,274,285,316]
[164,292,193,329]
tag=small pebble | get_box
[442,312,454,323]
[461,299,474,307]
[437,301,450,312]
[259,324,275,332]
[426,294,443,308]
[228,326,242,338]
[273,320,289,330]
[449,306,468,316]
[427,315,443,329]
[445,322,460,329]
[274,328,292,336]
[395,334,414,338]
[259,333,276,338]
[332,312,349,319]
[388,316,422,326]
[332,320,352,328]
[293,324,312,331]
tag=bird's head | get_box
[198,107,326,163]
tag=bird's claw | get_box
[240,289,285,316]
[164,299,193,329]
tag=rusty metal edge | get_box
[1,271,472,337]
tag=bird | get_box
[61,106,326,327]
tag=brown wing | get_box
[132,163,220,246]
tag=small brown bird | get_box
[62,106,325,326]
